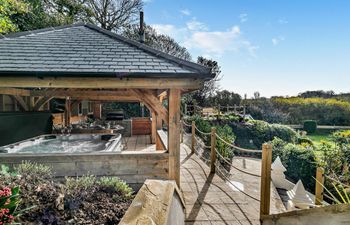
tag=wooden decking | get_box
[123,135,285,224]
[123,135,155,151]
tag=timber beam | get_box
[132,89,169,125]
[0,88,30,96]
[0,77,203,89]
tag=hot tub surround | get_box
[0,133,122,154]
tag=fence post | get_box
[210,127,217,173]
[191,121,195,153]
[315,167,324,205]
[260,143,272,219]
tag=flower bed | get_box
[0,162,134,224]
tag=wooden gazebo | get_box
[0,24,214,185]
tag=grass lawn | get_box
[306,129,334,146]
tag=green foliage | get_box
[98,177,133,198]
[296,136,314,146]
[15,161,52,181]
[272,138,317,190]
[0,0,28,34]
[332,130,350,145]
[0,165,17,177]
[244,98,290,124]
[231,120,297,149]
[65,174,96,191]
[215,125,235,159]
[273,97,350,125]
[303,120,317,133]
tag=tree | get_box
[0,0,28,34]
[189,56,221,106]
[86,0,142,31]
[123,24,192,60]
[211,90,241,107]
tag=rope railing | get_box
[194,125,211,136]
[214,162,260,202]
[215,148,261,177]
[215,133,262,154]
[194,135,211,149]
[182,120,192,127]
[180,118,273,216]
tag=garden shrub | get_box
[296,136,314,146]
[303,120,317,133]
[215,125,235,159]
[230,120,297,149]
[272,138,317,190]
[15,161,52,182]
[98,177,133,198]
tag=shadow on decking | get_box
[182,146,254,225]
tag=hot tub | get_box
[0,134,122,154]
[0,133,169,189]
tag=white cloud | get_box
[180,9,191,16]
[151,19,258,57]
[272,36,285,46]
[278,19,288,24]
[186,18,208,31]
[239,13,248,23]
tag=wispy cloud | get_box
[186,18,208,31]
[152,19,258,58]
[272,36,285,46]
[180,9,191,16]
[239,14,248,23]
[278,19,288,24]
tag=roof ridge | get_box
[0,23,85,39]
[84,24,213,75]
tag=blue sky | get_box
[143,0,350,97]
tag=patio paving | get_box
[180,141,285,225]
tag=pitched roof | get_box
[0,24,213,79]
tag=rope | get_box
[182,120,192,127]
[214,163,260,202]
[215,148,261,177]
[215,134,262,153]
[194,135,211,149]
[194,125,211,136]
[325,175,350,188]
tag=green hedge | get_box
[272,138,317,190]
[303,120,317,133]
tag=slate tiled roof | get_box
[0,24,213,79]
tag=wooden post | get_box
[315,167,325,205]
[210,127,217,173]
[64,97,71,127]
[260,143,272,218]
[155,96,164,150]
[168,89,181,187]
[151,111,157,144]
[191,121,195,153]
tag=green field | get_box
[306,130,334,146]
